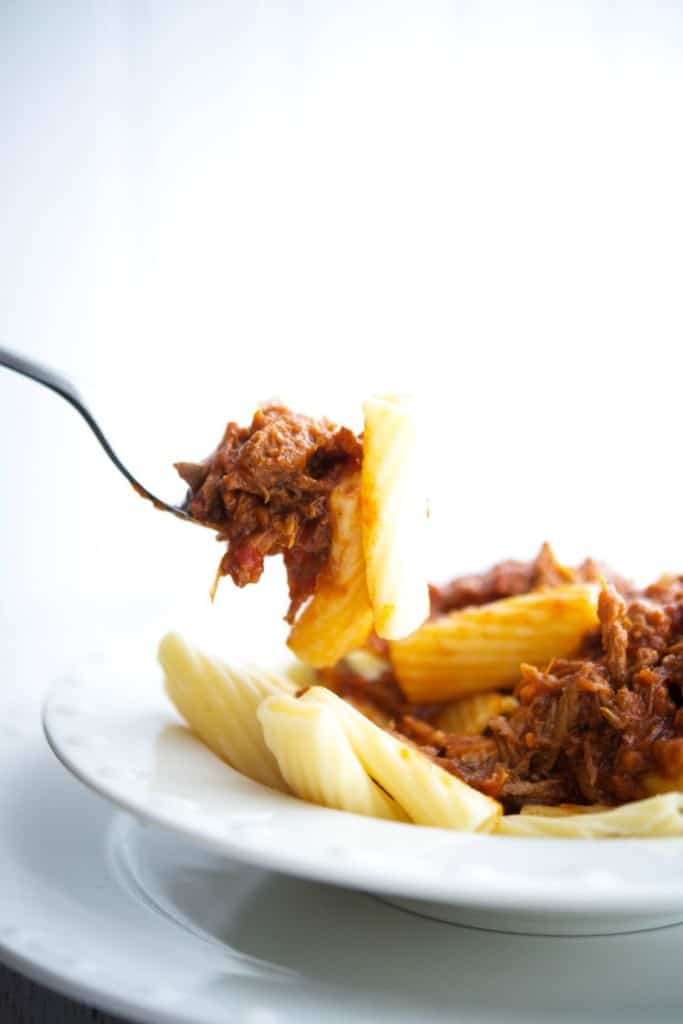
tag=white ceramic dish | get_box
[2,605,683,1023]
[43,640,683,936]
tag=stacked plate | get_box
[3,605,682,1023]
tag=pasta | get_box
[287,473,375,667]
[514,803,612,817]
[497,794,683,838]
[258,694,407,820]
[361,395,430,640]
[158,632,295,791]
[390,583,600,702]
[299,687,502,831]
[435,692,518,736]
[159,634,498,829]
[343,648,391,681]
[160,632,683,837]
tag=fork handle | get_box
[0,343,138,479]
[0,345,86,409]
[0,344,178,513]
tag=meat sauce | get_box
[325,548,683,810]
[175,405,361,621]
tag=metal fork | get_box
[0,345,194,521]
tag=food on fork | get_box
[175,404,362,617]
[174,397,429,664]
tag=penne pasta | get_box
[158,632,295,791]
[159,635,682,837]
[301,686,502,831]
[518,803,612,817]
[282,659,318,690]
[343,648,392,681]
[258,694,407,820]
[390,584,600,702]
[497,793,683,838]
[435,692,519,736]
[361,395,430,640]
[287,473,374,667]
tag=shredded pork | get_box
[175,405,361,620]
[324,549,683,810]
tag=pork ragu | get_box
[323,552,683,811]
[175,405,362,621]
[428,542,631,617]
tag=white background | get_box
[2,2,683,636]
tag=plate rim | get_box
[0,940,192,1024]
[42,665,683,918]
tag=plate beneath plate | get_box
[2,605,683,1022]
[3,746,683,1024]
[42,641,683,935]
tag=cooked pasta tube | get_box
[497,793,683,837]
[518,803,612,817]
[258,695,407,821]
[158,632,295,791]
[390,584,600,702]
[299,686,501,831]
[282,660,318,690]
[287,473,374,667]
[435,692,519,736]
[343,648,391,681]
[361,395,430,640]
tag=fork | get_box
[0,345,195,521]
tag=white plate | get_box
[2,604,683,1023]
[43,635,683,935]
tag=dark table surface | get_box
[0,963,129,1023]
